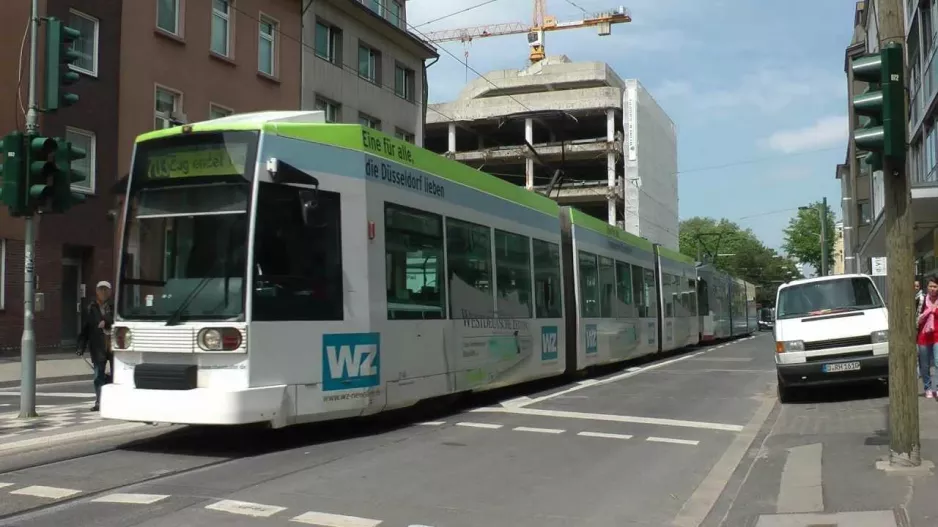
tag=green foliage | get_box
[679,216,802,306]
[781,201,837,273]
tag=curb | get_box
[0,374,92,389]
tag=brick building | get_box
[0,0,302,353]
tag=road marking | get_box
[92,493,170,505]
[0,483,13,489]
[471,407,745,432]
[291,510,383,526]
[691,357,753,362]
[515,348,712,407]
[415,421,445,426]
[577,431,633,440]
[513,426,565,434]
[776,443,824,514]
[10,485,81,499]
[206,499,286,517]
[455,422,502,429]
[671,395,776,527]
[0,392,95,398]
[647,436,699,446]
[0,422,147,453]
[500,396,533,408]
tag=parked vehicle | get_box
[773,274,888,403]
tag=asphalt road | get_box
[0,380,96,410]
[0,334,778,526]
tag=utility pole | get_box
[820,197,829,276]
[19,0,40,419]
[852,0,917,467]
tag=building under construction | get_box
[422,55,679,250]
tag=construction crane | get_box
[421,0,632,64]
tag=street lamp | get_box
[799,198,829,276]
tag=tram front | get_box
[101,128,281,426]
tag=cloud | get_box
[655,68,844,114]
[764,115,848,153]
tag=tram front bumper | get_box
[100,384,290,426]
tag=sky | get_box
[406,0,856,252]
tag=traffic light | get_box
[0,132,28,216]
[27,136,57,207]
[50,139,86,213]
[44,16,82,112]
[850,42,905,165]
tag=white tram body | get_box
[101,111,755,428]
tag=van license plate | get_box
[824,361,861,373]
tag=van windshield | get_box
[777,277,883,319]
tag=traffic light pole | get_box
[876,0,919,468]
[819,197,828,276]
[19,0,40,419]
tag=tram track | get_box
[0,337,731,523]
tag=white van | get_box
[774,273,888,402]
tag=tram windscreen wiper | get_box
[164,272,217,327]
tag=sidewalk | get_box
[0,353,92,388]
[709,387,938,527]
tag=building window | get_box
[358,43,380,83]
[157,0,180,35]
[388,0,404,28]
[68,10,98,76]
[394,128,414,143]
[314,97,340,123]
[368,0,382,15]
[858,199,872,225]
[314,21,342,64]
[209,104,232,119]
[0,238,5,310]
[259,15,277,76]
[64,128,95,193]
[394,64,415,101]
[359,113,380,130]
[211,0,230,56]
[154,87,181,129]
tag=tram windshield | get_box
[117,131,259,322]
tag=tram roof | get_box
[131,111,685,257]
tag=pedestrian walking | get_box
[917,276,938,398]
[76,280,114,412]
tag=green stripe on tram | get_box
[568,208,654,253]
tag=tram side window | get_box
[614,260,633,318]
[578,251,600,318]
[643,268,657,317]
[598,256,615,318]
[698,279,709,315]
[252,182,343,321]
[494,229,532,318]
[533,239,562,318]
[688,279,697,316]
[385,204,445,320]
[447,218,493,318]
[632,265,647,317]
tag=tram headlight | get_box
[112,327,132,350]
[197,327,243,351]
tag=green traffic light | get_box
[0,132,28,216]
[849,42,906,160]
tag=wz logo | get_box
[585,324,598,355]
[322,333,380,392]
[541,326,559,361]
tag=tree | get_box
[679,216,802,306]
[782,201,837,273]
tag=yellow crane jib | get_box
[421,3,632,64]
